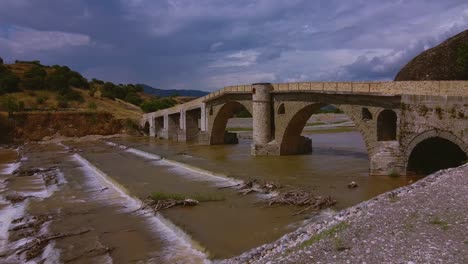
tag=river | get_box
[0,131,421,263]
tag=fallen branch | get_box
[143,197,199,212]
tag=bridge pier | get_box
[251,83,280,155]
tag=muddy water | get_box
[68,141,309,260]
[0,131,422,262]
[110,132,420,210]
[73,131,419,260]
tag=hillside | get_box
[0,60,202,121]
[395,30,468,81]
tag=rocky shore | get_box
[223,164,468,264]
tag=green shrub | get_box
[57,99,68,109]
[36,95,48,105]
[22,66,47,90]
[1,96,19,115]
[0,65,20,94]
[140,98,177,113]
[87,101,97,110]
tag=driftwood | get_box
[266,190,336,215]
[219,179,281,195]
[16,229,92,260]
[143,197,199,212]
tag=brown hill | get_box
[395,30,468,81]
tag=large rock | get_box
[395,30,468,81]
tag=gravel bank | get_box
[223,164,468,264]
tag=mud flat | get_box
[0,144,207,263]
[224,164,468,264]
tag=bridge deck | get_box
[144,81,468,118]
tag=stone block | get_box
[352,82,370,93]
[323,82,337,92]
[298,82,310,91]
[337,82,352,92]
[440,81,468,96]
[278,83,289,91]
[289,83,299,90]
[310,82,323,91]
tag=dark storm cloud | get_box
[0,0,468,90]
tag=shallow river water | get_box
[0,131,421,263]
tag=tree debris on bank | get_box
[267,190,337,215]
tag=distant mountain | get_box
[140,84,209,97]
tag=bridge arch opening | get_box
[210,101,252,145]
[377,109,397,141]
[278,104,285,115]
[407,137,467,175]
[143,121,150,135]
[362,108,372,120]
[280,104,366,156]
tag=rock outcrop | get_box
[395,29,468,81]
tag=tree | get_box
[140,98,177,113]
[0,57,3,65]
[22,66,47,90]
[0,65,20,94]
[1,96,19,116]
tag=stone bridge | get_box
[142,81,468,176]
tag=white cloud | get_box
[209,50,260,68]
[0,25,91,55]
[209,41,223,51]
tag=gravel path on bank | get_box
[224,164,468,264]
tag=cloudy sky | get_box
[1,0,468,91]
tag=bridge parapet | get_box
[144,81,468,120]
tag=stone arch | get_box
[280,103,325,155]
[405,130,468,175]
[278,103,371,156]
[377,109,397,141]
[277,103,285,115]
[209,101,252,145]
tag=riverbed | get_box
[0,131,422,263]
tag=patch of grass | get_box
[300,222,349,249]
[388,170,400,177]
[429,217,449,231]
[333,237,350,251]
